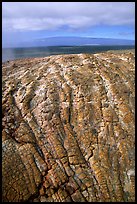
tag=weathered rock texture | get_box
[2,50,135,202]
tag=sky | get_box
[2,2,135,47]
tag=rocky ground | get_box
[2,50,135,202]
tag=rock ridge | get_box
[2,50,135,202]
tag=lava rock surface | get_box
[2,50,135,202]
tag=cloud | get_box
[2,2,135,32]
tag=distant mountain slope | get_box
[16,36,135,47]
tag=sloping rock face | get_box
[2,50,135,202]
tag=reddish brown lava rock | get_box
[2,50,135,202]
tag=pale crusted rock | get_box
[2,50,135,202]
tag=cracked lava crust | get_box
[2,50,135,202]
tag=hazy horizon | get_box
[2,36,135,49]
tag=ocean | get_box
[2,45,135,62]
